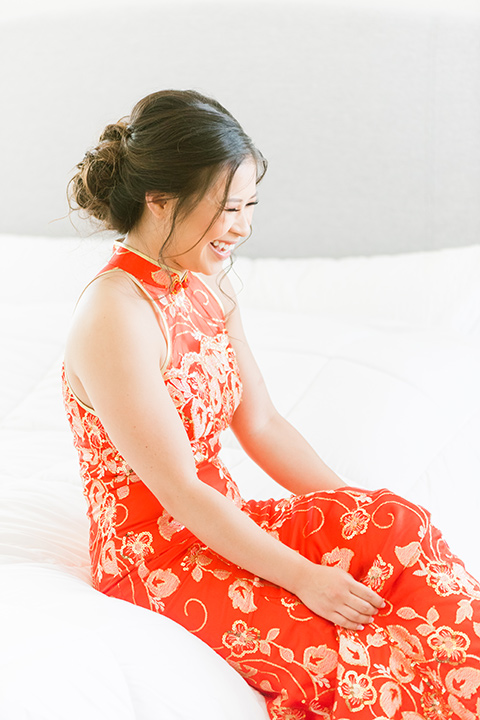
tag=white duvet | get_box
[1,235,480,719]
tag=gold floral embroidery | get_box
[426,561,462,596]
[120,531,154,564]
[420,689,453,719]
[222,620,261,658]
[269,707,306,720]
[157,509,184,541]
[338,669,377,711]
[378,680,402,717]
[340,508,370,539]
[96,539,120,582]
[362,554,394,591]
[338,630,369,667]
[302,645,337,682]
[427,626,470,665]
[181,544,213,581]
[138,563,180,612]
[228,578,259,613]
[445,666,480,699]
[387,625,426,663]
[320,546,354,572]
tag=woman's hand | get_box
[293,564,385,630]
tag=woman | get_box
[64,89,480,719]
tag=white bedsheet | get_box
[1,235,480,719]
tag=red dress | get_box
[63,243,480,719]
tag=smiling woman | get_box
[69,89,267,258]
[134,158,259,275]
[63,89,480,720]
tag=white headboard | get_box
[0,0,478,257]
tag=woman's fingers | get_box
[343,606,375,625]
[329,579,385,629]
[294,565,386,630]
[346,590,385,617]
[337,583,386,629]
[333,599,373,625]
[330,611,367,631]
[356,583,385,608]
[332,601,379,629]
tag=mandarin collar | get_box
[114,241,189,294]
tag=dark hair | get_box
[68,89,267,258]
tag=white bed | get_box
[2,236,480,719]
[1,0,479,718]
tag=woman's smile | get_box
[209,238,238,260]
[127,158,258,275]
[163,158,258,274]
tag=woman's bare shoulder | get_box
[70,268,161,331]
[65,269,167,406]
[78,267,147,305]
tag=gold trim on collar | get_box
[115,241,188,282]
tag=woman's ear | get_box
[145,192,171,218]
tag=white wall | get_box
[1,0,479,256]
[1,0,479,24]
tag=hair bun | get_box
[99,121,131,144]
[68,124,128,228]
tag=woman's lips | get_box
[209,240,236,258]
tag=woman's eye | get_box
[225,201,259,213]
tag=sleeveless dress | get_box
[63,243,480,719]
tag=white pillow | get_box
[232,244,480,337]
[0,566,268,720]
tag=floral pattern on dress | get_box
[63,244,480,719]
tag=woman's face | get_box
[162,157,258,275]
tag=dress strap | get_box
[108,269,172,373]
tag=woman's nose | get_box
[232,209,251,237]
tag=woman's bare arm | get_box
[65,272,382,629]
[216,275,346,493]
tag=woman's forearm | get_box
[234,411,346,494]
[168,479,311,592]
[166,479,384,631]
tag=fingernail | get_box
[357,625,365,631]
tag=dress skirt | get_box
[110,486,480,720]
